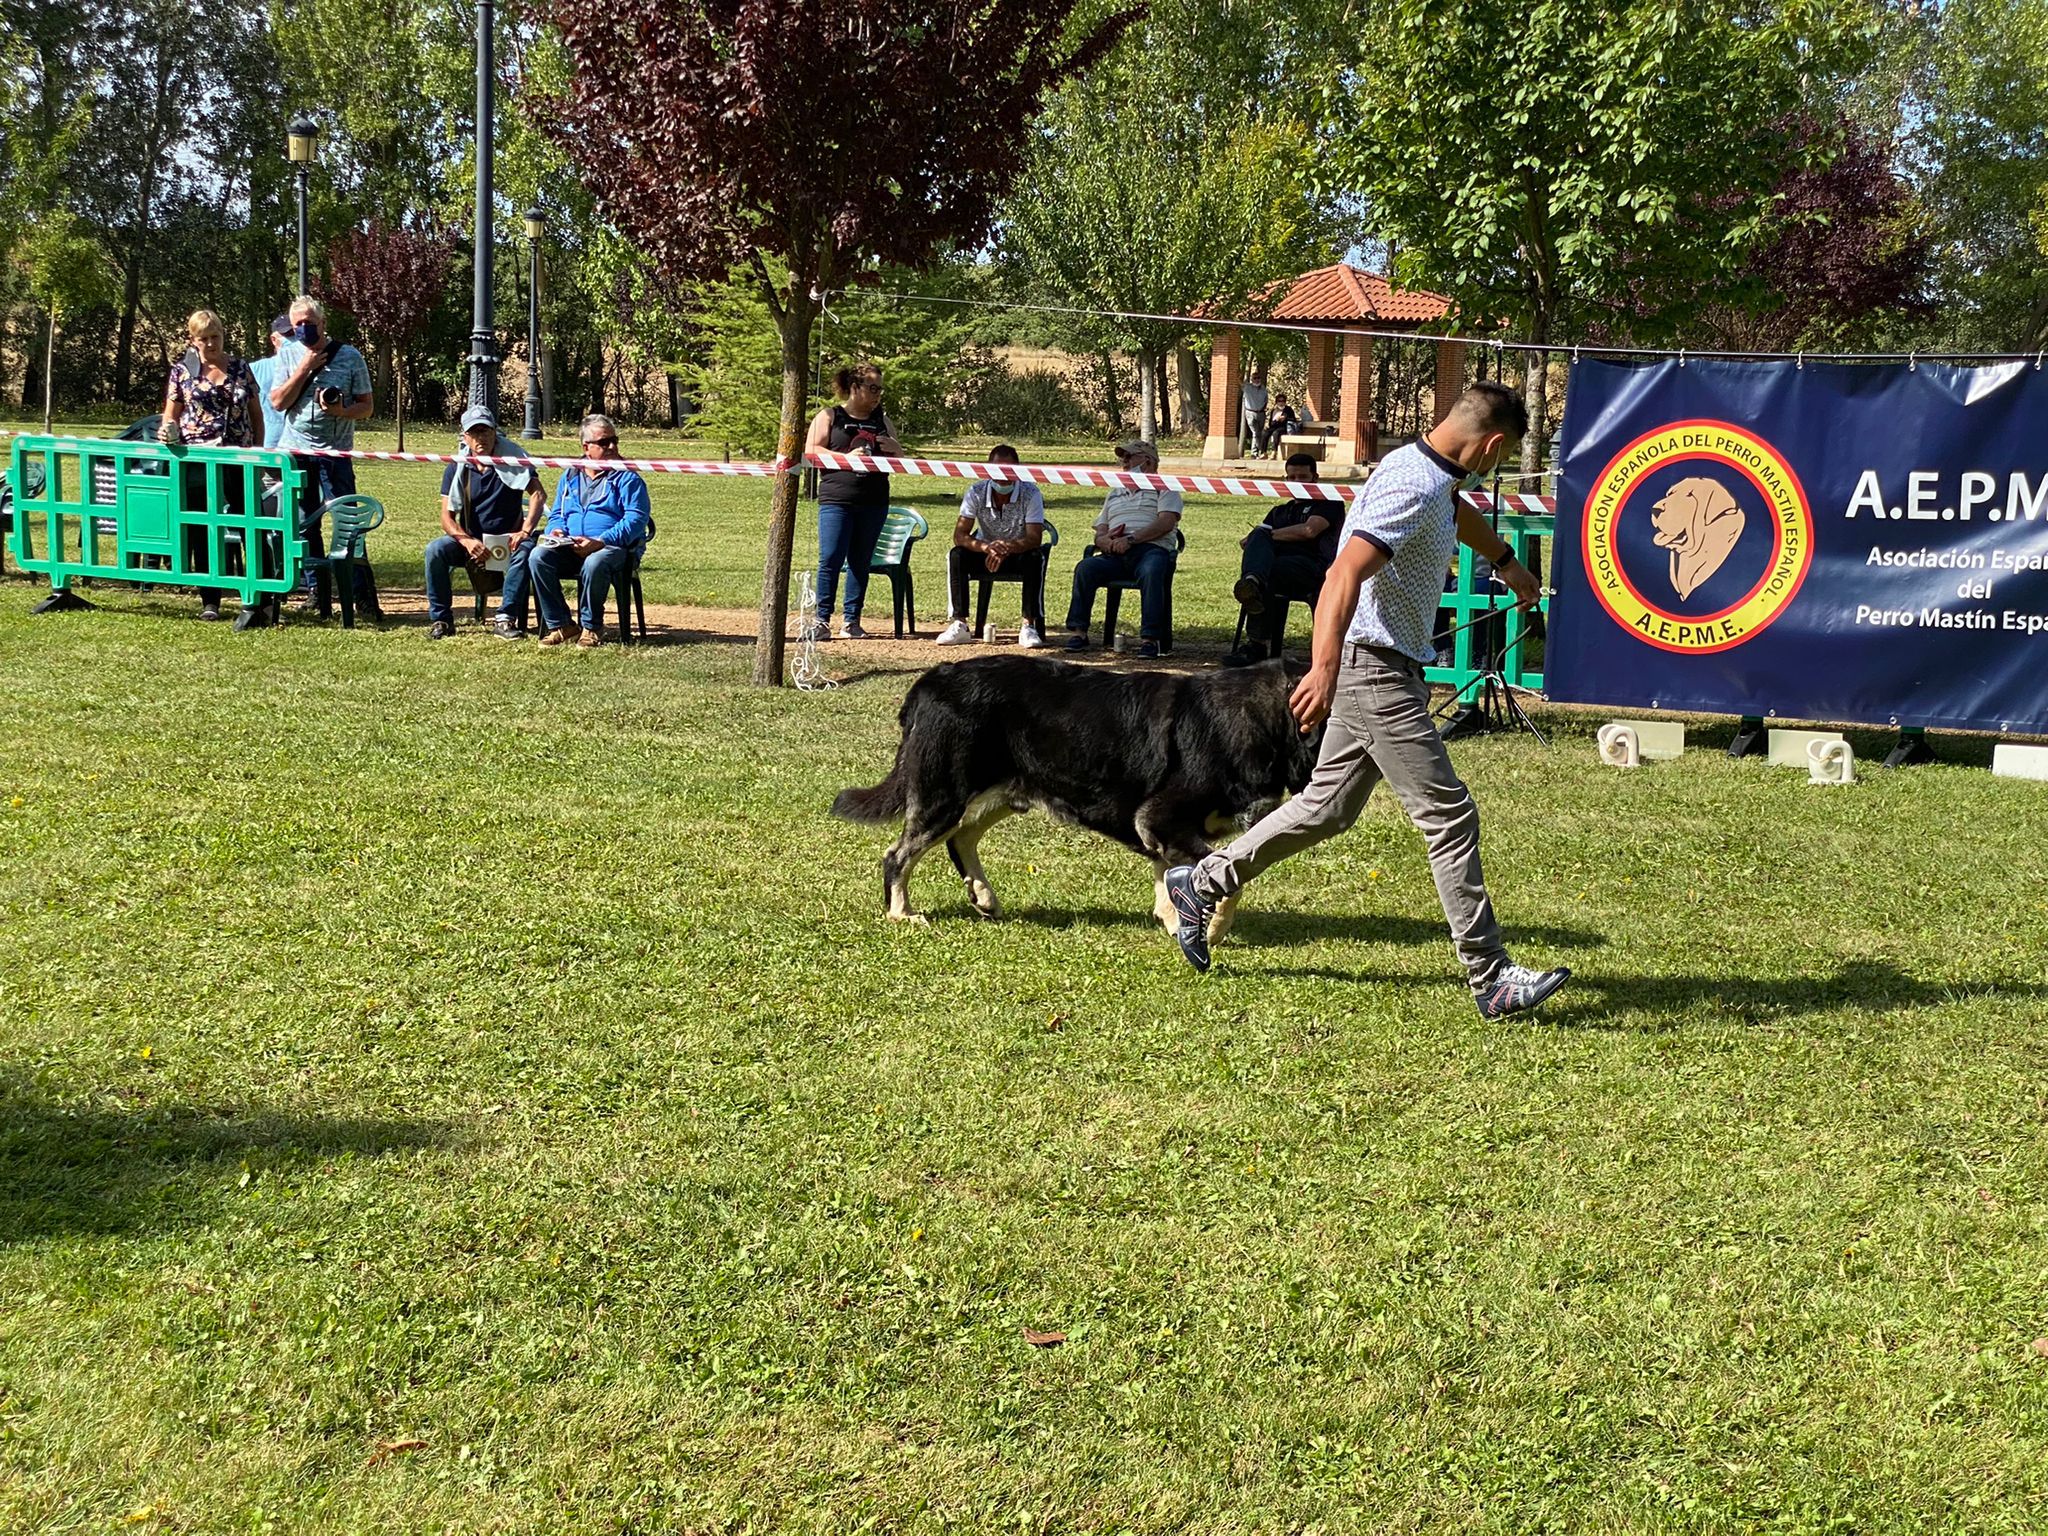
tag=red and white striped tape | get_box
[5,429,1556,512]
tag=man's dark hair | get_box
[1284,453,1318,473]
[988,443,1019,463]
[1453,381,1528,440]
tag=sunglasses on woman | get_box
[583,435,617,449]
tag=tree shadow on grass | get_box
[1247,958,2048,1028]
[0,1076,462,1246]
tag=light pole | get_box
[522,206,544,440]
[465,0,499,416]
[287,116,318,295]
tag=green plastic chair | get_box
[314,492,385,629]
[869,506,929,638]
[1098,526,1186,654]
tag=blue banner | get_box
[1547,358,2048,733]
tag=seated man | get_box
[425,405,545,641]
[1223,452,1338,667]
[1063,439,1182,660]
[528,412,651,648]
[934,444,1047,649]
[1259,393,1301,456]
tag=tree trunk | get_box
[1137,347,1158,443]
[43,309,57,433]
[1520,309,1550,476]
[755,297,817,686]
[1096,347,1122,433]
[1175,343,1204,434]
[394,351,407,451]
[541,347,555,426]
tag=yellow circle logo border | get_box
[1581,418,1814,654]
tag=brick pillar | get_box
[1333,333,1375,468]
[1433,340,1468,426]
[1305,328,1338,425]
[1203,327,1243,460]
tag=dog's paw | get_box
[886,909,930,926]
[1206,896,1241,945]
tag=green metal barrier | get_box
[1423,511,1552,699]
[6,435,308,608]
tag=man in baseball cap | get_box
[423,406,546,640]
[1061,439,1182,658]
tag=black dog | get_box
[833,655,1321,934]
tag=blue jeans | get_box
[817,502,888,623]
[1065,544,1177,641]
[293,454,357,591]
[532,541,635,632]
[496,540,537,628]
[423,534,483,625]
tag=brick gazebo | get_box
[1204,263,1464,469]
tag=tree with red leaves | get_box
[321,222,457,451]
[538,0,1139,684]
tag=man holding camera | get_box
[269,296,373,611]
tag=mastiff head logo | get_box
[1650,475,1746,600]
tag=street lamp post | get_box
[465,0,500,416]
[287,116,318,295]
[522,206,545,440]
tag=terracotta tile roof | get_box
[1265,263,1451,327]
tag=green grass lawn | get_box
[4,420,2048,1532]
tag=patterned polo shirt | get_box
[958,479,1046,544]
[1342,438,1468,663]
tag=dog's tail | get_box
[831,768,907,823]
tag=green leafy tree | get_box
[1911,0,2048,349]
[1003,0,1355,441]
[1335,0,1869,469]
[21,209,117,429]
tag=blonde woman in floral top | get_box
[159,309,260,620]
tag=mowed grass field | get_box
[4,421,2048,1533]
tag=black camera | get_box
[316,385,347,410]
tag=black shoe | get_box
[232,599,277,631]
[1063,632,1093,651]
[1128,638,1160,659]
[1164,866,1215,973]
[198,604,223,622]
[1221,642,1268,669]
[1475,964,1572,1020]
[429,620,454,641]
[490,613,524,640]
[1232,576,1267,615]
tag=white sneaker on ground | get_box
[935,619,975,646]
[838,618,869,640]
[1017,623,1046,649]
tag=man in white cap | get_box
[422,406,546,640]
[1062,439,1181,659]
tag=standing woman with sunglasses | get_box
[802,362,904,640]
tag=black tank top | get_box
[818,404,892,508]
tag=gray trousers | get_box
[1191,641,1510,993]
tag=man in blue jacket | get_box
[530,413,652,648]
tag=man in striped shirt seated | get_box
[1163,383,1572,1021]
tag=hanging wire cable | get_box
[830,288,2047,367]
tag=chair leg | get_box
[1103,587,1122,648]
[633,574,648,639]
[337,558,356,630]
[902,569,916,638]
[974,579,991,635]
[1160,583,1174,656]
[616,573,632,645]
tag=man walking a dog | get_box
[1164,383,1571,1020]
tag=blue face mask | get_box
[292,320,320,347]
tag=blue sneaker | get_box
[1164,865,1215,972]
[1476,963,1572,1020]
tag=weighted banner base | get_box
[1882,728,1936,768]
[32,588,94,613]
[1727,716,1768,759]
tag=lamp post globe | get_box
[286,116,318,295]
[522,205,545,440]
